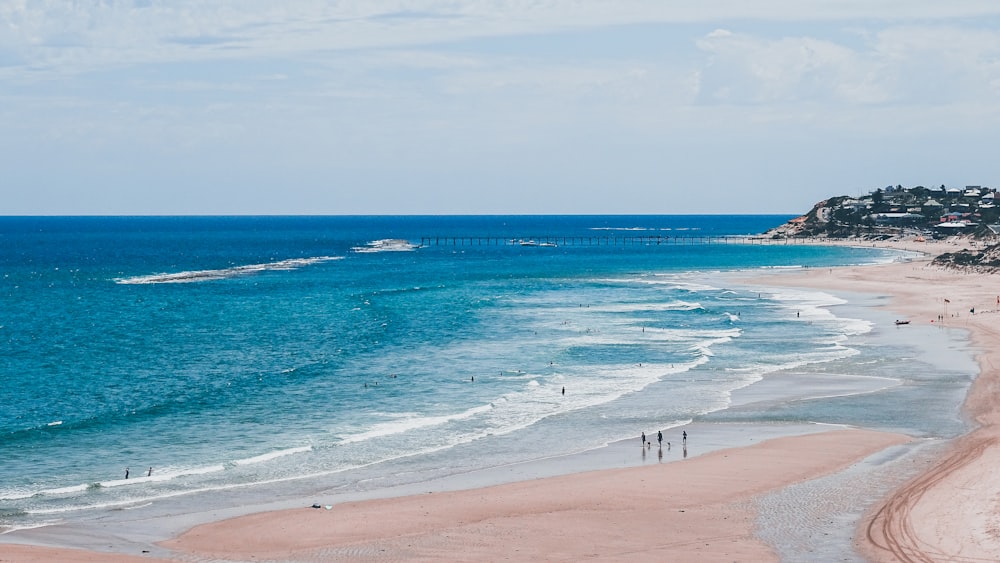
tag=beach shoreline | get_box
[3,236,997,561]
[744,236,1000,561]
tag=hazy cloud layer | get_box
[4,2,1000,214]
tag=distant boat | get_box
[894,320,910,325]
[539,242,558,248]
[519,240,538,246]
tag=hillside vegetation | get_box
[766,185,999,240]
[765,184,1000,271]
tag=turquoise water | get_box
[0,216,975,531]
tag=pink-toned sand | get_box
[6,238,1000,562]
[161,429,905,562]
[0,546,155,563]
[746,239,1000,561]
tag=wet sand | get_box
[748,239,1000,561]
[160,429,906,562]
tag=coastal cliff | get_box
[766,185,1000,241]
[767,185,1000,271]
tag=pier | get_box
[418,235,806,246]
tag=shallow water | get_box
[1,215,971,546]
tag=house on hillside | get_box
[841,198,868,211]
[872,212,923,225]
[935,221,975,234]
[922,199,944,213]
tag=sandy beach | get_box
[4,238,999,562]
[748,239,1000,562]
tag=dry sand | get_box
[5,237,1000,562]
[3,429,903,563]
[161,429,905,562]
[747,239,1000,562]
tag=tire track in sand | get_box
[865,434,995,563]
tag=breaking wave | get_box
[115,256,342,285]
[351,239,420,253]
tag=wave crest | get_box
[115,256,342,284]
[351,239,420,253]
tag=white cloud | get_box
[694,24,1000,108]
[695,29,887,105]
[4,1,1000,75]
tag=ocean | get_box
[0,215,977,539]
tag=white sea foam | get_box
[351,239,420,253]
[476,358,710,440]
[725,348,858,380]
[536,325,742,362]
[632,326,740,343]
[99,464,225,488]
[0,489,36,501]
[582,301,704,313]
[38,484,88,496]
[593,276,719,292]
[838,317,874,336]
[769,288,846,307]
[0,519,64,534]
[234,445,313,466]
[768,288,873,336]
[114,256,342,284]
[337,404,494,445]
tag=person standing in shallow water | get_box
[641,432,646,447]
[125,467,129,479]
[657,430,662,447]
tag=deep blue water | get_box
[0,216,975,530]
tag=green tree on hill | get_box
[872,189,884,209]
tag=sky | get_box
[4,1,1000,215]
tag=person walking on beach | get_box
[682,430,687,444]
[641,432,646,447]
[657,430,662,447]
